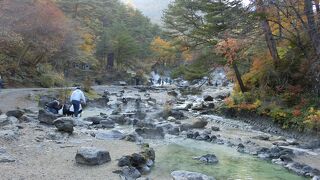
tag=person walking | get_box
[70,86,86,117]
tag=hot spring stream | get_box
[148,137,306,180]
[82,108,306,180]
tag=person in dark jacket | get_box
[46,100,62,114]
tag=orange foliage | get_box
[215,38,243,64]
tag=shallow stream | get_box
[82,107,307,180]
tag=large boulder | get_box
[6,110,24,119]
[75,147,111,166]
[190,119,208,129]
[135,127,164,139]
[38,109,60,125]
[118,166,141,180]
[53,117,74,133]
[203,95,214,101]
[171,170,215,180]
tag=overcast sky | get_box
[121,0,251,24]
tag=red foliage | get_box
[0,0,67,54]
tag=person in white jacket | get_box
[70,87,86,117]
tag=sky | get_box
[121,0,251,24]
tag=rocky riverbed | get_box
[0,84,319,180]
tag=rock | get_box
[204,95,214,101]
[141,148,155,161]
[95,130,125,140]
[313,176,320,180]
[191,103,205,111]
[135,127,164,139]
[100,120,115,128]
[19,115,35,123]
[7,116,19,124]
[0,154,15,163]
[0,117,10,127]
[122,133,138,142]
[190,119,208,129]
[196,154,219,164]
[119,81,127,86]
[118,155,132,167]
[253,134,270,141]
[138,165,151,175]
[75,147,111,166]
[168,110,185,120]
[237,143,245,153]
[180,123,192,131]
[53,117,74,133]
[211,126,220,131]
[203,102,215,109]
[6,109,24,119]
[118,166,141,180]
[168,90,179,97]
[38,109,60,125]
[279,154,293,162]
[109,115,127,125]
[38,95,55,107]
[272,141,290,146]
[83,116,105,124]
[171,170,215,180]
[168,126,180,135]
[131,153,147,167]
[167,116,176,122]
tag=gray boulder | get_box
[196,154,219,164]
[190,119,208,129]
[171,170,215,180]
[203,95,214,101]
[6,110,24,119]
[75,147,111,165]
[118,166,141,180]
[118,155,132,167]
[109,115,128,125]
[100,119,115,128]
[53,117,74,133]
[135,127,164,139]
[38,109,60,125]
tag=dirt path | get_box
[0,88,43,113]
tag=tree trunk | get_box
[233,63,246,93]
[305,0,320,56]
[256,0,280,68]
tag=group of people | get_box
[46,87,86,118]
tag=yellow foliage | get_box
[80,33,95,54]
[150,36,177,64]
[304,108,320,130]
